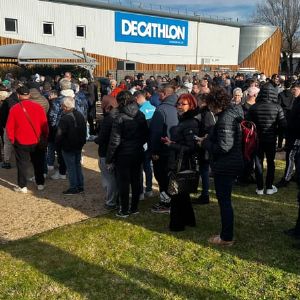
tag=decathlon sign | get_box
[115,11,188,46]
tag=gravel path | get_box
[0,143,106,243]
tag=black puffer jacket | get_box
[168,109,200,171]
[55,109,86,152]
[286,96,300,143]
[203,104,244,177]
[94,107,119,158]
[106,102,148,164]
[247,83,286,144]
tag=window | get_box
[76,25,86,38]
[43,22,54,35]
[5,18,17,32]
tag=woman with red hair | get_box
[162,93,200,231]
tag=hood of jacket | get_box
[220,104,244,123]
[163,93,178,106]
[120,102,140,118]
[256,82,278,103]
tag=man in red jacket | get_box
[6,86,49,193]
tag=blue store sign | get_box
[115,11,188,46]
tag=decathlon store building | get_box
[0,0,281,77]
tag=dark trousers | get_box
[199,161,209,196]
[295,152,300,233]
[152,155,169,193]
[169,192,196,231]
[115,155,142,213]
[87,105,96,135]
[254,142,276,190]
[140,150,153,193]
[14,144,45,188]
[214,174,235,241]
[57,147,67,175]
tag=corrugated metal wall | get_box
[239,28,282,76]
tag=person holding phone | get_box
[162,93,200,231]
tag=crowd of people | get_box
[0,70,300,247]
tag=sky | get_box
[121,0,262,22]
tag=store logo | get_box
[115,12,188,46]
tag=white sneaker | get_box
[139,193,145,201]
[256,188,264,195]
[37,185,45,191]
[28,176,35,182]
[14,186,28,193]
[51,171,67,180]
[266,185,278,195]
[47,165,54,171]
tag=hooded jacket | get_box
[149,93,178,156]
[203,104,244,177]
[247,83,286,144]
[106,102,148,164]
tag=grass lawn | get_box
[0,160,300,299]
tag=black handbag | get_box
[167,148,199,196]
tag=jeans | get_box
[3,129,13,163]
[47,142,56,166]
[57,147,67,175]
[199,162,209,196]
[14,144,45,187]
[214,174,235,241]
[62,150,84,190]
[140,150,153,193]
[99,157,119,206]
[254,142,276,190]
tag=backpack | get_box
[240,120,258,161]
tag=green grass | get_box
[1,160,300,299]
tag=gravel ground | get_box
[0,142,106,243]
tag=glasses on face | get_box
[177,102,189,107]
[234,94,242,97]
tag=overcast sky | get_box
[122,0,262,22]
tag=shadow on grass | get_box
[102,182,300,276]
[0,240,238,300]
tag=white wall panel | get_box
[0,0,239,65]
[197,23,240,65]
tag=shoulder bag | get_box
[19,102,48,151]
[167,148,199,196]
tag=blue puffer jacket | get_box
[149,93,178,156]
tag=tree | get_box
[252,0,300,75]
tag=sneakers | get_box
[2,162,11,169]
[87,135,96,142]
[47,165,54,171]
[62,188,79,195]
[266,185,278,195]
[14,186,28,193]
[208,235,234,246]
[276,178,289,188]
[51,171,67,180]
[130,209,140,215]
[37,185,45,191]
[77,187,85,194]
[193,194,209,205]
[151,204,170,214]
[104,204,118,211]
[256,188,264,195]
[116,211,130,218]
[144,190,154,198]
[160,191,171,203]
[139,193,145,201]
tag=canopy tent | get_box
[0,43,97,78]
